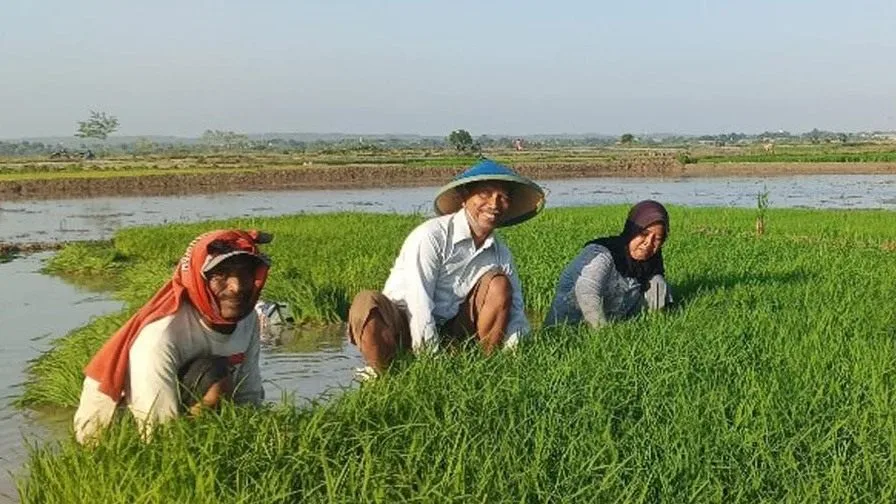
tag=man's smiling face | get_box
[462,181,511,240]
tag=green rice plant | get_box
[43,241,128,283]
[15,206,896,501]
[15,313,129,408]
[755,187,770,236]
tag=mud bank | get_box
[0,241,65,258]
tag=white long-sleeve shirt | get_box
[382,209,530,350]
[73,302,264,444]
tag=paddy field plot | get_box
[17,206,896,502]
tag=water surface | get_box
[0,254,122,501]
[3,175,894,244]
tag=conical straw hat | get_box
[433,159,545,227]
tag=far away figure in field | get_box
[347,159,545,379]
[73,229,272,444]
[543,200,672,329]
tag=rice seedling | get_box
[15,205,896,502]
[755,187,769,236]
[42,241,128,282]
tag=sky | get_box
[2,0,895,138]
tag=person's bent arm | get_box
[403,230,442,352]
[232,323,265,405]
[127,330,181,438]
[644,273,673,311]
[73,377,119,444]
[503,258,530,348]
[575,253,614,328]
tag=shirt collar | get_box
[451,209,495,249]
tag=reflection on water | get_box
[3,175,896,244]
[261,324,363,405]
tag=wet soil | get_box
[2,160,893,202]
[0,241,65,257]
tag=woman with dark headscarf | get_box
[544,200,672,329]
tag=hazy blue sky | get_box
[2,0,895,138]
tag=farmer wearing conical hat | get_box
[73,230,272,444]
[347,159,545,376]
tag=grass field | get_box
[16,206,896,502]
[692,151,896,164]
[0,149,660,182]
[3,143,896,181]
[2,146,894,203]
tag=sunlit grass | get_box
[16,206,896,502]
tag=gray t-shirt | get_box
[544,243,668,328]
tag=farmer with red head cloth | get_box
[347,159,544,377]
[73,230,272,444]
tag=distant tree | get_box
[201,129,250,150]
[476,134,495,149]
[837,132,848,143]
[448,129,474,151]
[75,111,119,140]
[759,130,793,141]
[133,137,157,156]
[620,133,635,145]
[806,128,823,144]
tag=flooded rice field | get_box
[1,174,895,500]
[2,174,895,244]
[0,254,122,501]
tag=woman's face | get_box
[627,222,666,261]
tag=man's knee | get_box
[347,290,384,345]
[349,290,380,319]
[482,273,512,307]
[348,290,409,350]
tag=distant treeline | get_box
[1,129,895,158]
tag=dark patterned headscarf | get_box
[586,200,669,290]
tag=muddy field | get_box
[1,159,894,201]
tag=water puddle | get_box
[261,324,362,405]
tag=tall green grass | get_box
[694,151,896,163]
[17,206,896,502]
